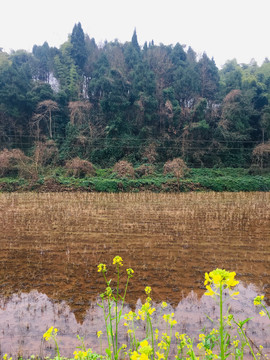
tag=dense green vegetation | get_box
[0,23,270,175]
[0,167,269,192]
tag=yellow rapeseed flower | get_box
[140,354,149,360]
[73,350,88,359]
[259,310,266,317]
[254,295,264,306]
[206,269,239,288]
[204,272,211,286]
[233,340,239,348]
[161,301,167,309]
[127,268,134,278]
[204,269,239,298]
[204,285,217,297]
[124,310,136,321]
[139,340,153,356]
[105,286,113,298]
[145,286,152,295]
[158,341,168,351]
[162,333,170,342]
[97,330,103,338]
[43,326,57,341]
[169,318,177,326]
[130,351,139,360]
[140,340,149,348]
[148,307,156,315]
[210,328,218,335]
[138,309,146,321]
[155,351,165,360]
[113,256,123,266]
[97,263,107,273]
[163,314,170,322]
[230,291,239,299]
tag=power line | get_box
[0,135,263,143]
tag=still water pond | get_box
[0,192,269,357]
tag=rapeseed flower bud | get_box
[127,268,134,278]
[97,263,107,273]
[161,302,167,309]
[254,295,264,306]
[155,351,165,360]
[105,286,113,298]
[145,286,152,295]
[113,256,123,266]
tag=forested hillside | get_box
[0,23,270,169]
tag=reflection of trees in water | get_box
[0,283,269,357]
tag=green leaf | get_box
[105,348,111,357]
[238,317,253,328]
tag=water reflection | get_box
[0,192,270,356]
[0,283,269,357]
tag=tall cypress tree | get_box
[131,28,140,53]
[198,53,220,100]
[70,22,87,71]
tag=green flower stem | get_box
[107,299,116,359]
[219,282,224,360]
[147,313,155,360]
[234,320,258,360]
[102,271,109,286]
[52,335,60,359]
[119,277,130,318]
[101,297,112,355]
[132,318,137,351]
[237,327,257,360]
[165,326,173,360]
[115,265,120,357]
[262,304,270,320]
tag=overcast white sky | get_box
[0,0,269,68]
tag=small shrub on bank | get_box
[142,143,158,164]
[163,158,189,178]
[65,157,96,178]
[0,148,31,178]
[33,140,59,167]
[135,164,155,178]
[113,160,135,178]
[252,142,270,169]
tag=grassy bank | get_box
[0,168,269,192]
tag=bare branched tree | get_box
[68,101,92,126]
[31,100,59,140]
[252,142,270,169]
